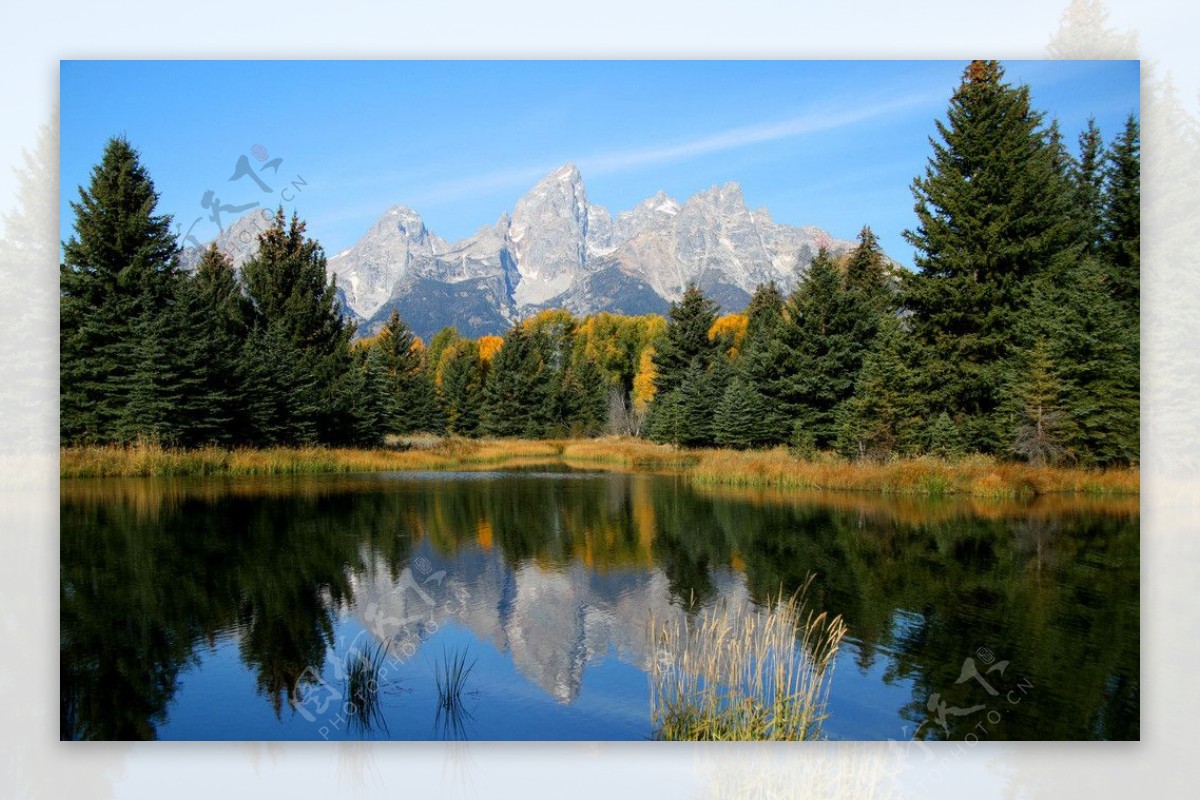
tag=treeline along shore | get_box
[60,61,1139,484]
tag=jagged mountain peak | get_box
[178,207,275,272]
[508,164,592,308]
[524,163,586,198]
[183,165,868,341]
[372,205,430,239]
[687,181,747,210]
[642,190,682,216]
[335,166,863,337]
[548,162,582,182]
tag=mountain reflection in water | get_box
[60,471,1139,741]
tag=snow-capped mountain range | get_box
[184,163,861,340]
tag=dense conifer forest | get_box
[60,61,1139,467]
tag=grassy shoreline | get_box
[60,437,1139,497]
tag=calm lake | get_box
[60,468,1139,741]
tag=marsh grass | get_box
[60,439,562,478]
[559,437,697,469]
[686,448,1139,497]
[342,637,393,736]
[61,438,1139,497]
[433,646,477,740]
[649,581,848,741]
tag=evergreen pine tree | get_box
[239,208,357,444]
[374,310,431,435]
[438,341,484,437]
[170,246,249,446]
[645,389,685,445]
[480,325,553,437]
[644,284,725,445]
[239,322,320,445]
[902,60,1078,453]
[406,369,445,435]
[1102,114,1140,316]
[843,225,891,303]
[833,317,922,461]
[561,356,609,436]
[651,283,720,394]
[737,282,789,443]
[339,347,392,447]
[676,354,729,447]
[770,248,858,447]
[1002,337,1079,466]
[1073,117,1108,255]
[1024,259,1138,466]
[924,412,965,459]
[60,136,181,443]
[743,282,785,341]
[116,288,187,444]
[714,374,768,450]
[1,116,57,453]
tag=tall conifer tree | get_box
[737,282,788,443]
[438,341,484,437]
[902,60,1078,452]
[481,325,553,437]
[651,283,720,395]
[770,249,858,447]
[60,137,181,443]
[1103,114,1140,316]
[647,283,724,445]
[239,208,361,444]
[1073,117,1108,255]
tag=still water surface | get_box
[60,469,1139,740]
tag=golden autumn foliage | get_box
[632,347,658,411]
[477,335,504,365]
[522,308,577,334]
[353,328,425,356]
[434,339,477,387]
[351,329,384,351]
[574,312,666,389]
[708,313,748,357]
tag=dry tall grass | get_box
[686,448,1139,497]
[559,436,695,469]
[60,438,1140,497]
[649,584,848,741]
[59,439,566,478]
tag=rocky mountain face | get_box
[178,207,278,273]
[349,535,751,706]
[184,164,861,340]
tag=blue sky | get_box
[60,60,1139,268]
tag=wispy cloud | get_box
[408,90,941,208]
[408,163,564,209]
[581,92,937,176]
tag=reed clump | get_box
[649,585,848,741]
[685,448,1138,497]
[434,645,477,711]
[432,646,477,740]
[343,636,392,736]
